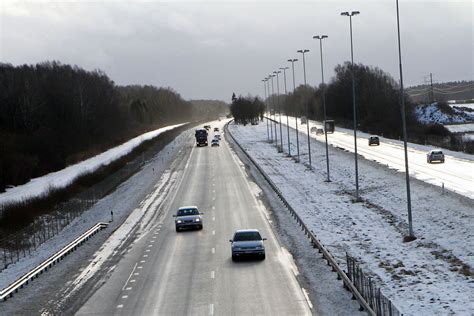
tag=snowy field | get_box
[0,123,186,206]
[444,123,474,134]
[229,121,474,315]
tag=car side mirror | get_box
[200,212,204,215]
[262,238,267,241]
[172,215,176,217]
[229,239,233,243]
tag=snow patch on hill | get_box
[415,103,471,125]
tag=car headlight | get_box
[176,220,182,224]
[255,246,263,250]
[194,218,200,222]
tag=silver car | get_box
[229,229,266,261]
[173,206,203,232]
[427,150,445,163]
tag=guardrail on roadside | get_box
[225,120,376,315]
[0,222,108,301]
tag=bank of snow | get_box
[0,123,186,206]
[229,121,474,315]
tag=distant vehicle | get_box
[310,127,317,133]
[300,116,307,125]
[214,133,221,140]
[229,229,266,261]
[204,125,211,130]
[195,129,208,147]
[427,150,445,163]
[316,128,324,135]
[173,206,203,231]
[211,139,220,147]
[368,136,380,146]
[324,120,335,134]
[214,127,219,132]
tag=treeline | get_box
[230,96,265,124]
[267,62,430,139]
[0,62,227,192]
[190,100,229,120]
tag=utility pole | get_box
[430,72,434,103]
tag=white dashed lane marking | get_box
[117,304,123,309]
[212,230,215,235]
[122,262,138,291]
[122,295,128,299]
[211,271,215,279]
[212,248,215,254]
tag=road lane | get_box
[77,122,312,315]
[276,115,473,198]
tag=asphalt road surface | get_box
[282,116,473,198]
[77,122,312,315]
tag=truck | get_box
[324,120,335,134]
[195,129,208,146]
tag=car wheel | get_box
[261,254,266,260]
[199,225,203,230]
[175,227,180,232]
[232,255,237,261]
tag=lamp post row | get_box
[258,3,414,239]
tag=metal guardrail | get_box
[0,222,108,301]
[225,121,376,315]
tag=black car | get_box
[368,136,380,146]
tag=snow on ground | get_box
[280,115,474,199]
[0,123,186,205]
[415,103,471,124]
[229,121,474,315]
[0,129,194,291]
[444,123,474,134]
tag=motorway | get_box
[277,115,474,199]
[77,121,312,315]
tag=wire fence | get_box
[346,253,402,316]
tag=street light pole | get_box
[395,0,414,240]
[341,10,361,201]
[313,35,331,182]
[269,74,278,147]
[288,58,300,162]
[297,49,312,169]
[266,78,273,142]
[280,66,291,156]
[274,70,283,152]
[262,78,269,142]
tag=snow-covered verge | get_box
[0,123,187,206]
[415,103,474,124]
[229,121,474,315]
[0,129,193,291]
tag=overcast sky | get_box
[1,0,472,101]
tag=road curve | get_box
[77,121,312,315]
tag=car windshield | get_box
[177,208,199,216]
[233,231,261,241]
